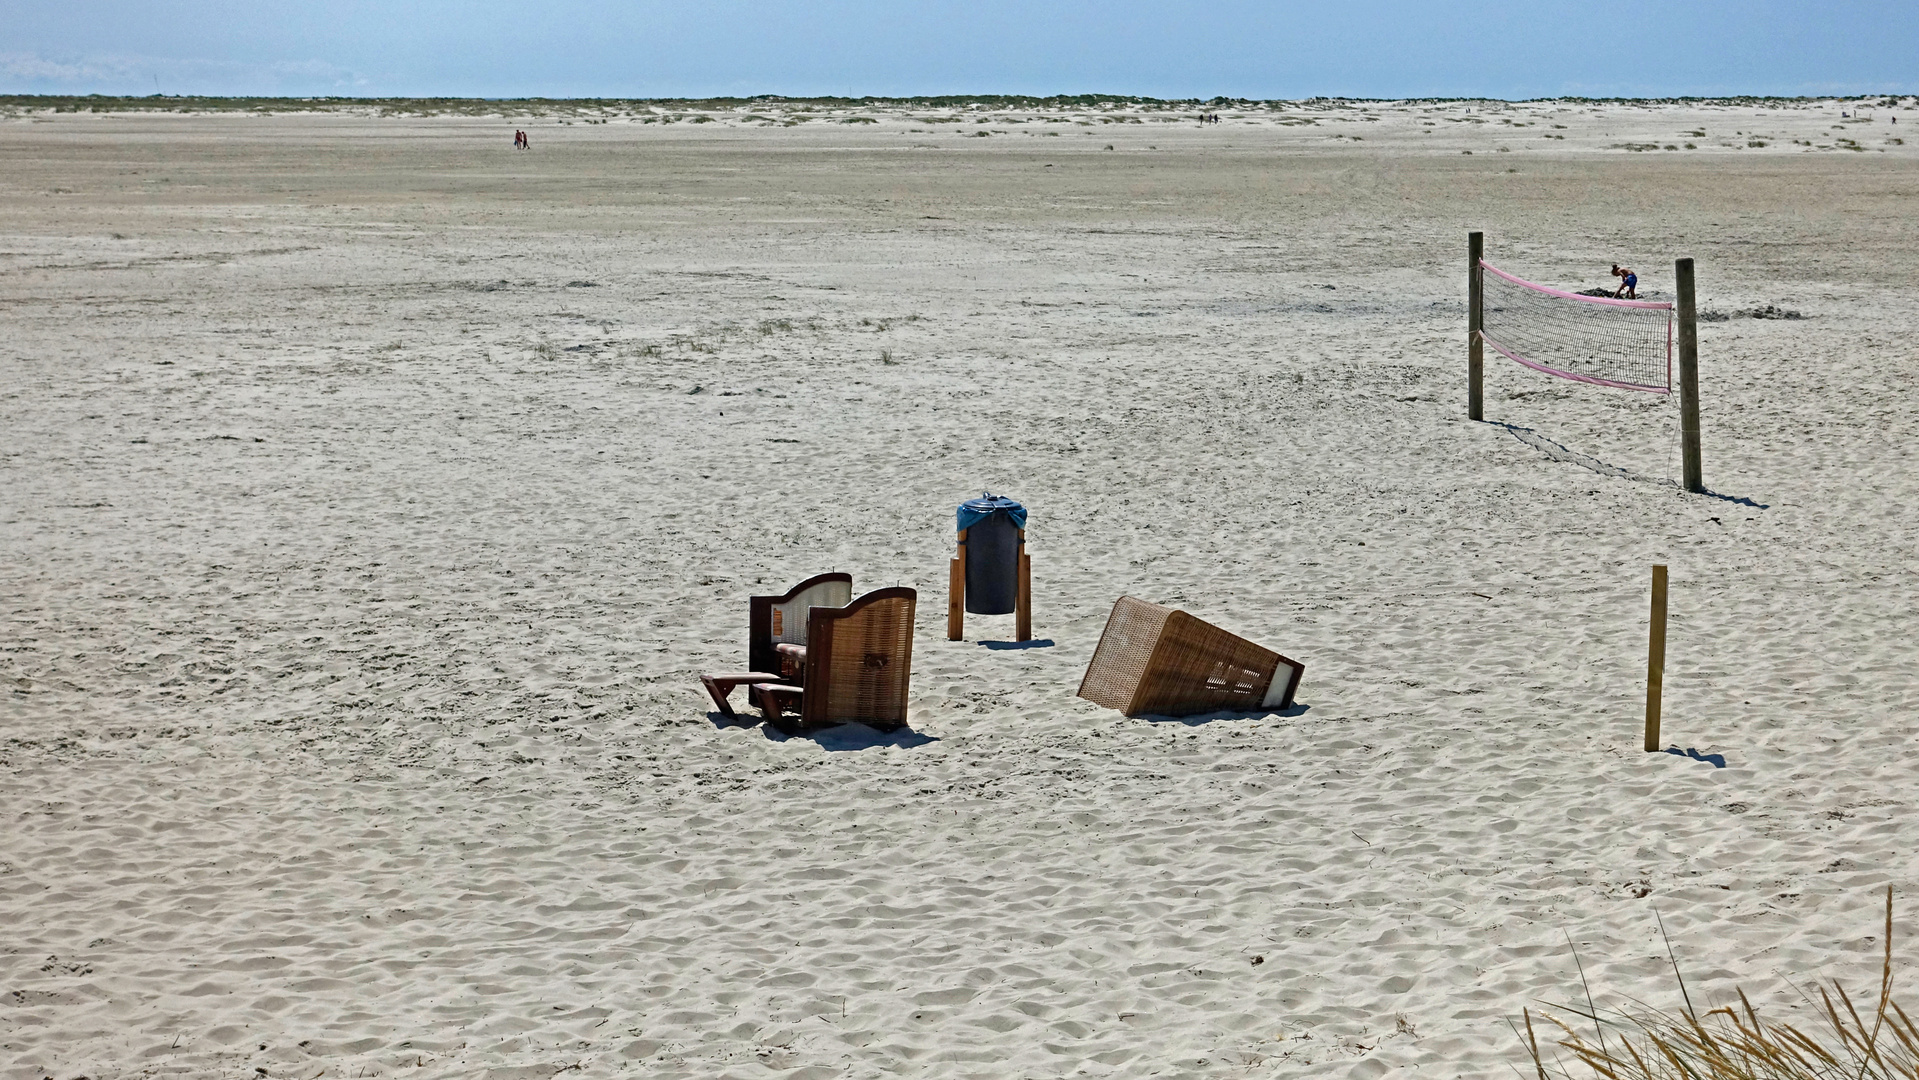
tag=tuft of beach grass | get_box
[1519,887,1918,1079]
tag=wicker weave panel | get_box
[805,588,916,729]
[1079,596,1298,717]
[1077,596,1176,713]
[1130,611,1281,717]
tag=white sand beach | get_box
[3,97,1918,1078]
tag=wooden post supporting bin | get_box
[948,529,967,640]
[947,525,1032,643]
[1015,529,1032,642]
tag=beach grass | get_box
[1521,888,1916,1079]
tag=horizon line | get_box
[7,92,1916,108]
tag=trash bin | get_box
[948,492,1033,642]
[960,494,1025,614]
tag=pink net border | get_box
[1480,260,1674,310]
[1478,259,1673,395]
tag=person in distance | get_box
[1611,263,1638,299]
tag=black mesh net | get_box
[1480,262,1672,393]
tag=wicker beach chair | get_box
[700,572,853,718]
[1077,596,1304,717]
[750,587,916,735]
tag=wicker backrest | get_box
[772,578,853,644]
[803,587,916,728]
[1078,596,1304,717]
[749,573,853,675]
[1077,596,1175,713]
[1135,610,1281,716]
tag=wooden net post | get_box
[1675,257,1704,494]
[1014,528,1031,642]
[1644,564,1668,752]
[1468,230,1484,421]
[947,528,966,640]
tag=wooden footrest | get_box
[700,672,781,718]
[750,682,804,729]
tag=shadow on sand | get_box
[1664,745,1727,768]
[1496,422,1769,508]
[1140,702,1311,727]
[772,722,940,750]
[708,712,939,750]
[977,638,1055,651]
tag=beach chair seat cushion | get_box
[774,642,808,678]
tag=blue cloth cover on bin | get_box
[956,493,1027,532]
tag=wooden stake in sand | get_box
[1468,230,1485,421]
[1675,257,1704,494]
[1644,564,1668,752]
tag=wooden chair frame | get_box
[701,572,852,719]
[752,587,917,734]
[749,572,853,678]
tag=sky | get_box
[2,0,1916,101]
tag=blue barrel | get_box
[958,493,1026,616]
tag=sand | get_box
[2,98,1918,1079]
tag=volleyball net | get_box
[1478,261,1673,394]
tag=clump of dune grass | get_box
[1519,887,1917,1079]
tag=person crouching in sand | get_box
[1611,263,1638,299]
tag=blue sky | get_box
[3,1,1915,100]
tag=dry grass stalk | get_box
[1519,886,1918,1079]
